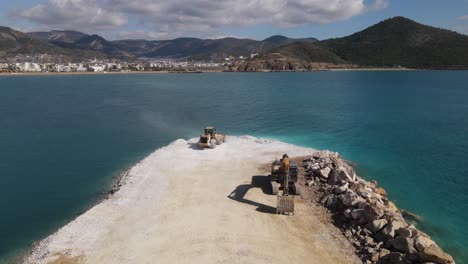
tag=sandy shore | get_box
[0,68,425,77]
[0,70,224,76]
[24,136,359,264]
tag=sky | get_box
[1,0,468,40]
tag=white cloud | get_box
[116,30,172,40]
[11,0,127,31]
[109,0,367,28]
[453,25,468,35]
[367,0,389,11]
[12,0,389,39]
[457,15,468,21]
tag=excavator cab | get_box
[289,163,298,182]
[268,160,300,195]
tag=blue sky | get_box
[1,0,468,40]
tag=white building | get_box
[0,63,9,71]
[76,64,88,72]
[90,65,106,72]
[15,63,42,72]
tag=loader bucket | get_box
[276,195,294,215]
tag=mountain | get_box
[112,36,317,60]
[0,26,105,60]
[25,30,319,60]
[109,39,160,57]
[74,35,133,57]
[262,35,318,46]
[1,26,63,56]
[318,16,468,69]
[28,30,88,43]
[234,42,345,71]
[265,42,344,63]
[241,16,468,70]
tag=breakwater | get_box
[302,151,455,264]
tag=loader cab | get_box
[199,135,209,143]
[204,127,216,137]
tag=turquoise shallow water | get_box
[0,72,467,263]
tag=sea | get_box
[0,71,467,263]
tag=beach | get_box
[0,70,223,76]
[0,67,420,77]
[24,136,359,264]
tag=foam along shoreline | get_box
[24,136,358,264]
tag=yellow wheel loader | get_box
[198,127,226,149]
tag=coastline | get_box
[12,164,135,264]
[20,136,455,264]
[298,152,455,264]
[0,70,223,77]
[2,67,464,77]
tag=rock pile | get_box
[302,151,455,264]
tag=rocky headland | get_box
[299,151,455,264]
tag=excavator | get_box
[269,154,297,215]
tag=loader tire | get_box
[210,139,217,149]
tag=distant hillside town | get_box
[1,17,468,72]
[0,56,233,73]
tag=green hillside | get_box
[318,17,468,69]
[0,27,104,60]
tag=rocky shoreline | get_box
[300,151,455,264]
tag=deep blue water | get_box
[0,72,467,263]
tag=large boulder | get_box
[382,220,407,239]
[328,166,356,184]
[381,252,405,264]
[366,203,386,219]
[321,194,339,209]
[311,165,320,171]
[388,237,416,254]
[319,167,331,178]
[419,244,455,264]
[332,182,348,194]
[351,209,366,220]
[338,191,363,207]
[375,187,387,196]
[368,219,388,233]
[414,234,436,252]
[396,227,412,238]
[387,201,399,212]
